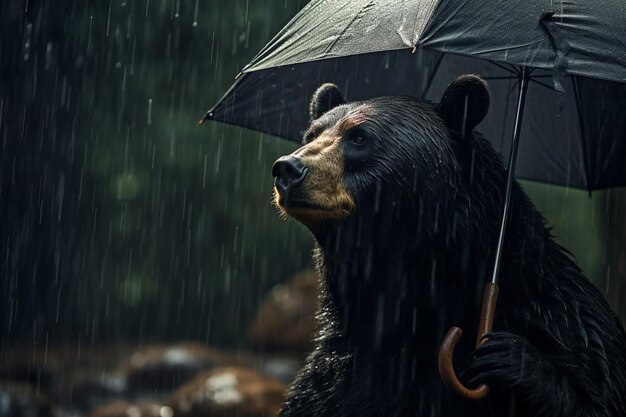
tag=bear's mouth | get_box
[273,187,336,211]
[273,186,354,222]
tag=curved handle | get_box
[438,283,500,400]
[438,327,490,400]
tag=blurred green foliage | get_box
[2,0,312,346]
[525,183,626,322]
[523,182,604,283]
[68,0,314,345]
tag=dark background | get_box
[1,0,624,351]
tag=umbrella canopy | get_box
[203,0,626,191]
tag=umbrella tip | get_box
[235,71,243,80]
[198,112,212,125]
[411,46,417,54]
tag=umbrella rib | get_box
[507,80,520,95]
[489,61,517,75]
[323,1,374,55]
[528,78,554,91]
[483,76,521,80]
[485,75,557,81]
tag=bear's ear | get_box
[309,83,345,120]
[438,74,490,138]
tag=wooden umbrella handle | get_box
[438,282,500,400]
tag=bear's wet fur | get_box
[272,75,626,417]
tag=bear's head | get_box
[272,74,491,251]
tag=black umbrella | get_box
[200,0,626,399]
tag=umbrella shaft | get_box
[490,67,530,284]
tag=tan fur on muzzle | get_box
[273,133,355,224]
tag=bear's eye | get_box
[352,136,365,145]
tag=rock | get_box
[0,347,57,392]
[0,383,53,417]
[167,367,286,417]
[50,345,133,411]
[249,270,320,353]
[0,343,134,405]
[88,401,173,417]
[124,342,239,393]
[61,372,127,411]
[254,356,301,385]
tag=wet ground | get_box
[0,271,320,417]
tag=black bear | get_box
[271,75,626,417]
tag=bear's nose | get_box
[272,156,309,191]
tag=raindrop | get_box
[147,98,153,125]
[193,0,199,27]
[87,15,93,54]
[429,259,437,304]
[107,0,112,35]
[203,154,208,188]
[45,42,53,70]
[374,295,384,349]
[23,22,32,60]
